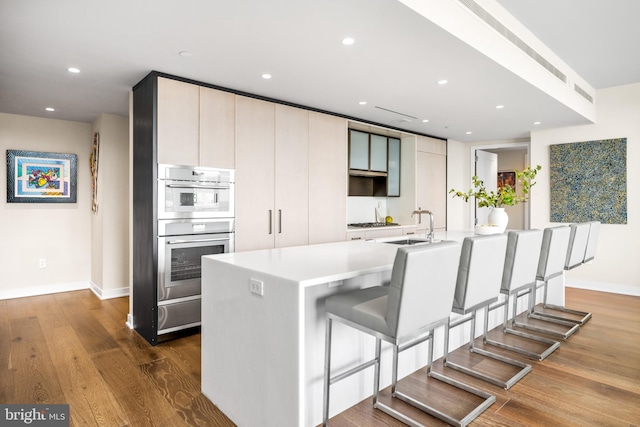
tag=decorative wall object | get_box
[550,138,627,224]
[90,132,100,213]
[497,171,516,190]
[6,150,77,203]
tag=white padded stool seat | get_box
[565,223,590,270]
[325,287,392,337]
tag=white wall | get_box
[0,113,92,298]
[530,83,640,295]
[447,84,640,295]
[91,113,129,299]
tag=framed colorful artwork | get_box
[6,149,77,203]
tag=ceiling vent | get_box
[375,105,417,122]
[574,83,594,103]
[458,0,567,84]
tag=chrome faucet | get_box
[411,207,435,242]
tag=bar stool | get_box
[484,230,561,361]
[533,222,596,325]
[583,221,601,263]
[322,241,496,427]
[443,234,532,390]
[519,226,580,339]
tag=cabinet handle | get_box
[268,210,273,235]
[351,237,362,240]
[278,209,282,234]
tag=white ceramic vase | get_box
[488,207,509,233]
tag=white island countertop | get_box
[200,230,559,427]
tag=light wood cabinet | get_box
[417,150,447,230]
[274,104,309,248]
[157,77,199,166]
[199,87,235,168]
[309,112,347,244]
[235,99,311,251]
[235,96,276,252]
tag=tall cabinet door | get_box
[417,151,447,230]
[309,112,347,244]
[275,105,309,248]
[235,96,275,252]
[157,77,199,166]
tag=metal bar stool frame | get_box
[484,230,561,361]
[516,226,580,339]
[322,242,495,427]
[534,222,598,325]
[443,234,532,390]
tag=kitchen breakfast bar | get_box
[201,231,566,427]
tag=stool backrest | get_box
[501,229,544,293]
[387,241,461,338]
[584,221,601,263]
[537,226,571,281]
[566,223,591,270]
[453,234,508,312]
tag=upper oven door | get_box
[157,232,232,302]
[157,164,235,219]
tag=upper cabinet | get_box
[200,87,235,169]
[416,136,447,230]
[348,129,401,197]
[157,77,235,168]
[157,77,200,166]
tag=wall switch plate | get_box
[249,279,264,296]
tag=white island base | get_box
[201,232,564,426]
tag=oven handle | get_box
[166,183,230,189]
[167,238,230,245]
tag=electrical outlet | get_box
[249,279,264,296]
[39,258,46,269]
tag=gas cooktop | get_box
[348,222,400,228]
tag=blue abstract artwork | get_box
[550,138,627,224]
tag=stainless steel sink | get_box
[384,238,433,245]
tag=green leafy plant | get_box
[449,165,541,208]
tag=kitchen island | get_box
[201,231,564,426]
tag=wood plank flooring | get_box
[0,288,638,426]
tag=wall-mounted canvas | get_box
[550,138,626,224]
[6,150,77,203]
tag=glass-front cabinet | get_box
[348,129,401,197]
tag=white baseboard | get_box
[89,281,130,300]
[126,313,134,329]
[565,279,640,297]
[0,281,90,300]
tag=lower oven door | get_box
[157,233,231,301]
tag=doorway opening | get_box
[468,142,531,230]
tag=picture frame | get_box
[6,149,77,203]
[497,171,516,191]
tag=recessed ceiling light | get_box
[466,131,473,135]
[45,107,55,112]
[179,51,192,57]
[437,79,448,85]
[342,37,355,45]
[422,119,429,123]
[496,105,504,109]
[67,67,80,73]
[358,101,367,105]
[261,73,272,79]
[533,121,541,125]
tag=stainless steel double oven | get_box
[156,164,234,337]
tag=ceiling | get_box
[1,0,638,142]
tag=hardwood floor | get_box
[0,288,638,426]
